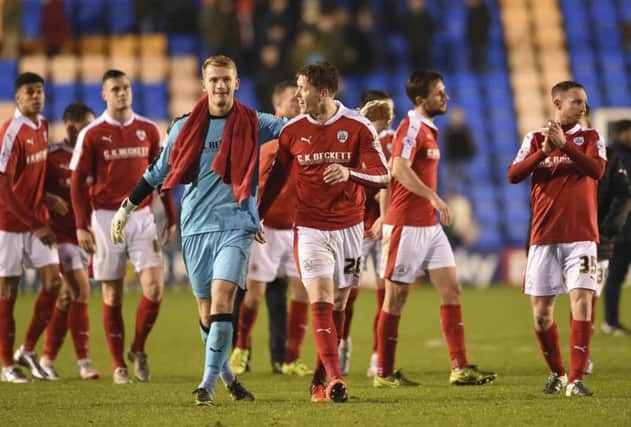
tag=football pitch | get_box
[2,285,630,426]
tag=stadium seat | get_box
[107,0,136,34]
[19,55,48,77]
[0,60,18,100]
[140,56,168,83]
[79,35,108,55]
[80,82,106,113]
[168,34,199,56]
[108,56,139,80]
[80,54,108,82]
[75,0,107,34]
[49,55,79,84]
[50,83,80,121]
[110,35,139,56]
[140,83,169,120]
[21,0,43,39]
[140,34,168,56]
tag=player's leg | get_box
[564,243,598,396]
[63,264,99,379]
[40,278,72,380]
[282,276,312,376]
[602,241,631,335]
[229,278,266,374]
[368,273,385,377]
[0,276,28,383]
[102,279,129,383]
[374,224,419,387]
[127,208,165,382]
[265,277,287,372]
[339,286,358,376]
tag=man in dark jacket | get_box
[602,119,631,336]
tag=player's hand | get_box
[254,220,266,244]
[323,164,350,185]
[77,228,95,254]
[161,223,177,246]
[110,208,130,244]
[430,193,452,226]
[110,198,136,244]
[547,121,566,148]
[366,216,383,240]
[542,136,554,155]
[34,225,57,248]
[43,192,70,216]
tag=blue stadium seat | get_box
[168,34,199,56]
[140,83,168,120]
[50,83,80,122]
[475,222,502,252]
[0,60,17,100]
[236,77,258,110]
[107,0,135,34]
[75,0,107,34]
[21,0,43,39]
[80,83,106,113]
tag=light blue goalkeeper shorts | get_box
[181,230,254,298]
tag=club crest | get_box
[337,130,349,143]
[136,129,147,141]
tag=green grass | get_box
[1,285,630,426]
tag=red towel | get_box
[162,95,259,204]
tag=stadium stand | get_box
[3,0,629,252]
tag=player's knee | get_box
[143,281,163,301]
[534,313,553,330]
[44,273,63,294]
[57,289,72,310]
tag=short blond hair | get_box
[202,55,238,77]
[360,99,394,124]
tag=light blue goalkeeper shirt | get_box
[143,113,285,237]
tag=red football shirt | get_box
[45,141,78,244]
[0,111,50,232]
[508,124,606,245]
[262,102,390,230]
[385,110,440,227]
[258,139,297,230]
[364,129,393,232]
[70,112,161,211]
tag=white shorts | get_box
[248,227,298,282]
[361,239,382,272]
[295,223,363,289]
[595,259,609,298]
[380,224,456,283]
[524,241,598,296]
[91,207,162,281]
[57,242,88,273]
[0,230,59,276]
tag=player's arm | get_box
[69,128,97,252]
[552,128,606,179]
[0,173,56,246]
[258,133,291,218]
[111,124,178,244]
[601,149,631,237]
[323,127,390,187]
[391,156,451,226]
[257,112,287,144]
[507,132,548,183]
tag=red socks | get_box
[377,310,400,377]
[43,306,69,360]
[440,304,468,370]
[24,290,57,352]
[373,288,385,352]
[103,303,126,369]
[284,300,309,363]
[235,303,258,350]
[130,296,161,353]
[68,301,90,360]
[311,303,343,383]
[569,320,592,382]
[342,287,359,340]
[535,322,566,376]
[0,299,16,367]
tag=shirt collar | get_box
[305,100,346,126]
[564,124,581,135]
[102,111,135,127]
[408,110,438,131]
[14,109,43,130]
